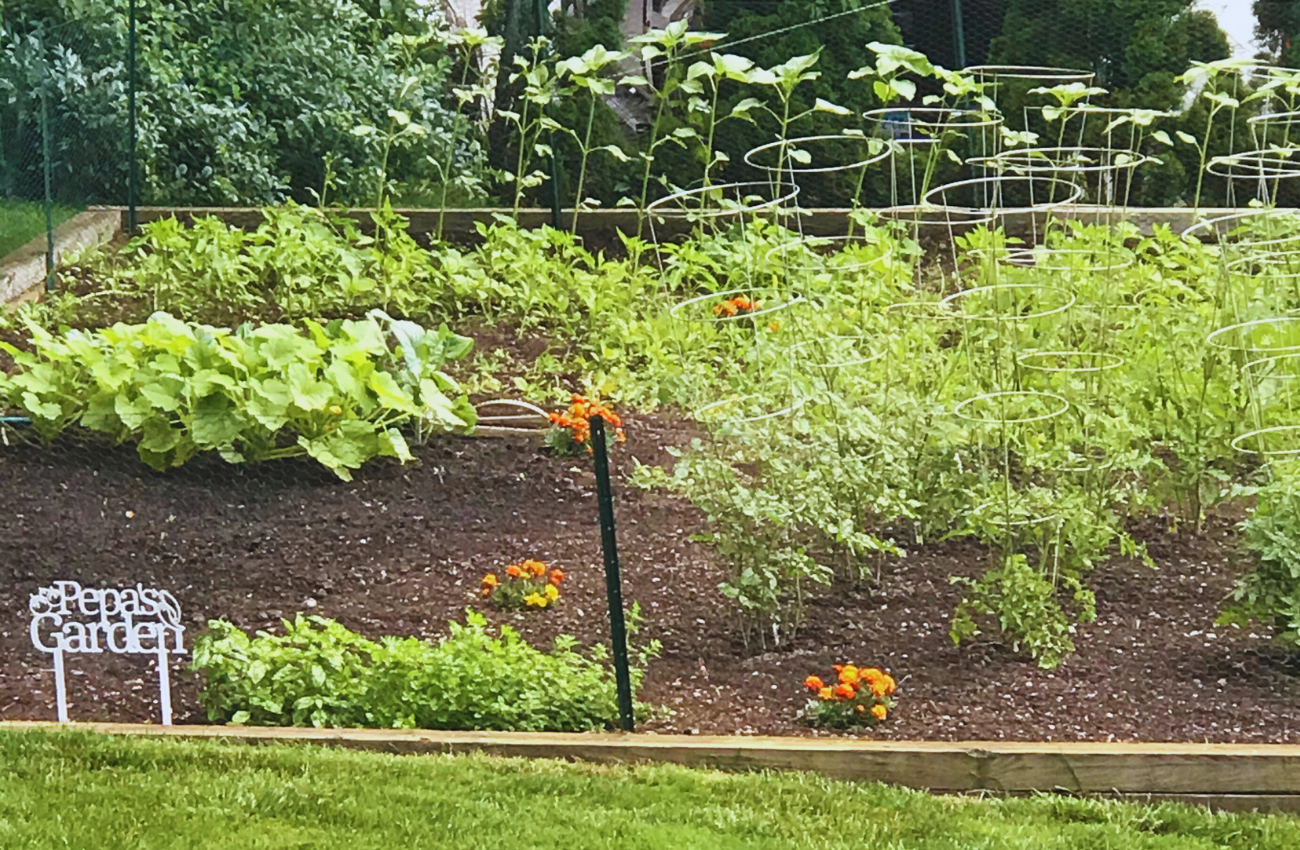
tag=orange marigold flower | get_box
[882,675,897,696]
[523,559,546,576]
[856,704,867,715]
[834,683,855,700]
[505,565,523,579]
[817,686,833,701]
[838,665,860,686]
[481,574,499,588]
[862,667,883,683]
[803,675,824,692]
[871,704,888,721]
[870,678,889,698]
[550,569,565,584]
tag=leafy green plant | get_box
[190,610,658,731]
[1220,466,1300,647]
[950,554,1076,670]
[0,311,475,479]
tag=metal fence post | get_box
[951,0,968,69]
[127,0,139,231]
[40,87,54,292]
[589,414,636,732]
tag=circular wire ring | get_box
[1207,150,1300,179]
[1231,425,1300,457]
[999,246,1136,272]
[694,393,807,425]
[920,174,1086,216]
[743,134,893,175]
[862,107,1003,146]
[968,500,1059,527]
[1244,352,1300,381]
[1207,317,1300,353]
[1180,208,1300,244]
[970,146,1155,174]
[883,300,953,319]
[940,283,1076,322]
[953,391,1071,424]
[1017,350,1125,373]
[965,64,1096,83]
[646,181,800,219]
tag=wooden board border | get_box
[6,721,1300,811]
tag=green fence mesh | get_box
[1,9,130,280]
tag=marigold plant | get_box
[545,394,626,455]
[803,664,896,729]
[482,560,564,610]
[713,295,761,317]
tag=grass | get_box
[0,199,79,258]
[0,732,1298,848]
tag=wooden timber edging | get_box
[5,721,1300,812]
[114,205,1291,242]
[0,210,120,306]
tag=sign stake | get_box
[157,645,173,726]
[52,649,68,723]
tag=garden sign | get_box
[28,581,185,725]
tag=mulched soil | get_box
[1,413,1298,742]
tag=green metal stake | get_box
[950,0,968,69]
[40,88,54,293]
[127,0,139,231]
[589,415,635,732]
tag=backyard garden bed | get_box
[2,412,1296,742]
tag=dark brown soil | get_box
[2,414,1298,742]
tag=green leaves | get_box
[0,312,475,479]
[190,613,656,731]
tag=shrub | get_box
[191,611,657,731]
[0,0,484,206]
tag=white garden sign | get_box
[28,581,185,725]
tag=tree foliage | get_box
[1255,0,1300,65]
[990,1,1230,108]
[0,0,484,206]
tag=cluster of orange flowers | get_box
[803,664,897,727]
[546,394,626,451]
[482,559,566,610]
[713,295,761,317]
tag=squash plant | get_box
[0,311,475,480]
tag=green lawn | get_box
[1,732,1298,849]
[0,199,78,258]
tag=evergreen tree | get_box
[1255,0,1300,65]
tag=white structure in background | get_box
[440,0,698,33]
[439,0,700,130]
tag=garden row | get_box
[7,192,1300,733]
